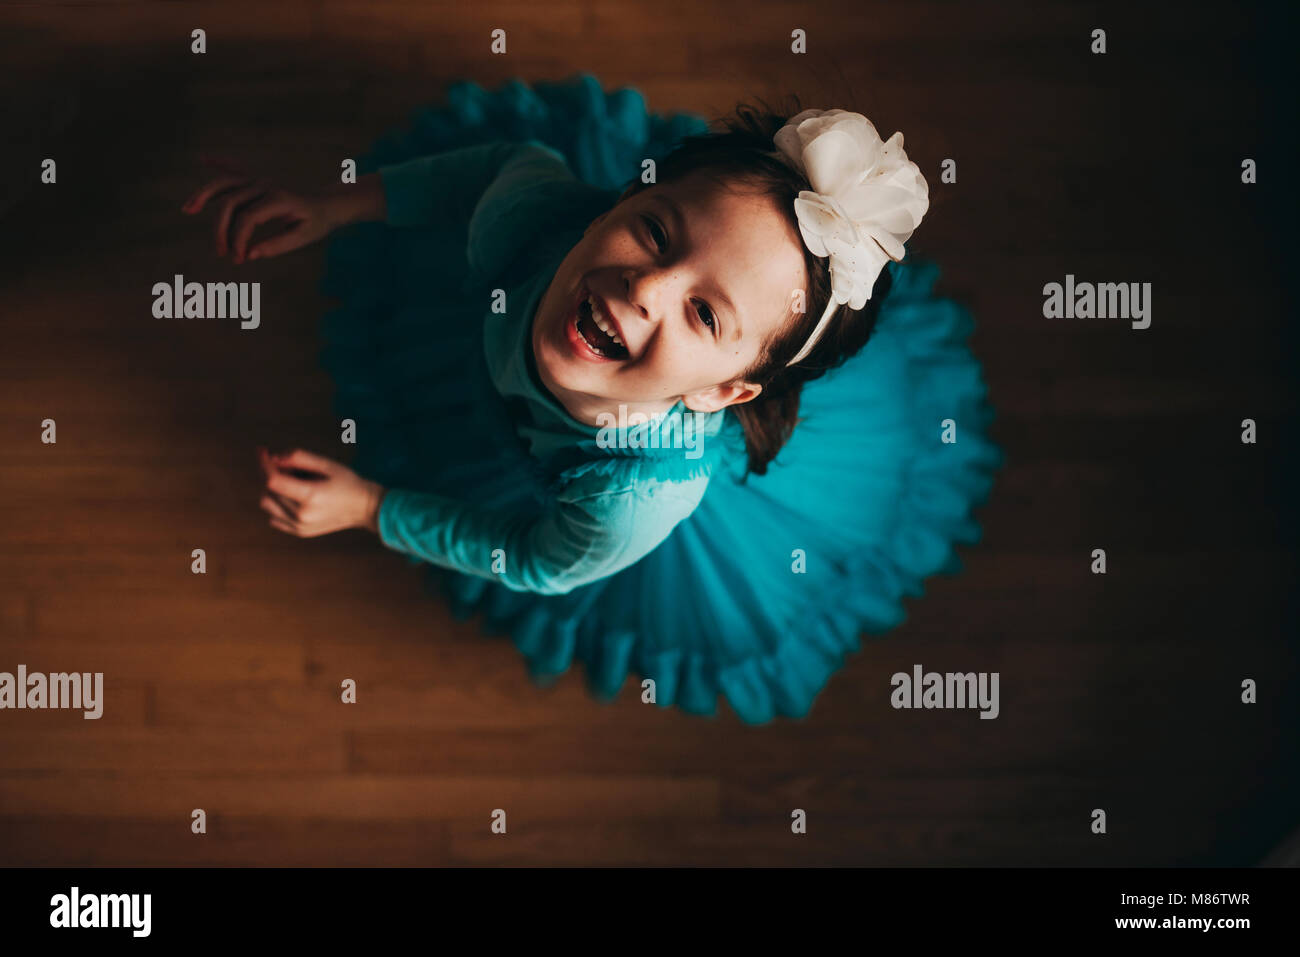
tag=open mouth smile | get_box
[569,290,630,361]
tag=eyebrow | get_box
[652,193,743,342]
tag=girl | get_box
[183,74,1002,724]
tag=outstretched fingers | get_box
[265,469,318,503]
[213,182,271,257]
[260,493,299,524]
[268,516,300,536]
[230,194,298,263]
[182,173,249,215]
[274,449,337,476]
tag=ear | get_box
[681,380,763,414]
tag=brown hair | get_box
[619,97,897,476]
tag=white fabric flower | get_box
[773,109,930,364]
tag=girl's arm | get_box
[259,448,708,596]
[182,140,558,263]
[374,475,707,596]
[376,140,543,230]
[182,159,385,264]
[324,172,387,226]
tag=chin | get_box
[540,352,614,407]
[535,295,613,389]
[533,324,595,396]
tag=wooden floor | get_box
[0,0,1296,866]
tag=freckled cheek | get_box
[585,228,642,261]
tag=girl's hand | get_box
[182,157,379,264]
[257,447,386,538]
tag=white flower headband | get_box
[772,109,930,365]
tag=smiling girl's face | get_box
[531,169,808,426]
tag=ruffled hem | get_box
[350,72,709,189]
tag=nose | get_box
[623,268,673,325]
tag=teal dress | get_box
[319,74,1004,723]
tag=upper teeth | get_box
[586,295,623,346]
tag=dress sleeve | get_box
[378,138,606,286]
[378,139,569,228]
[375,466,710,596]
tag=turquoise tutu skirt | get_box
[319,74,1004,724]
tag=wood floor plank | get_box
[0,815,450,867]
[0,729,347,774]
[0,773,721,821]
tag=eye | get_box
[642,215,667,253]
[693,300,716,330]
